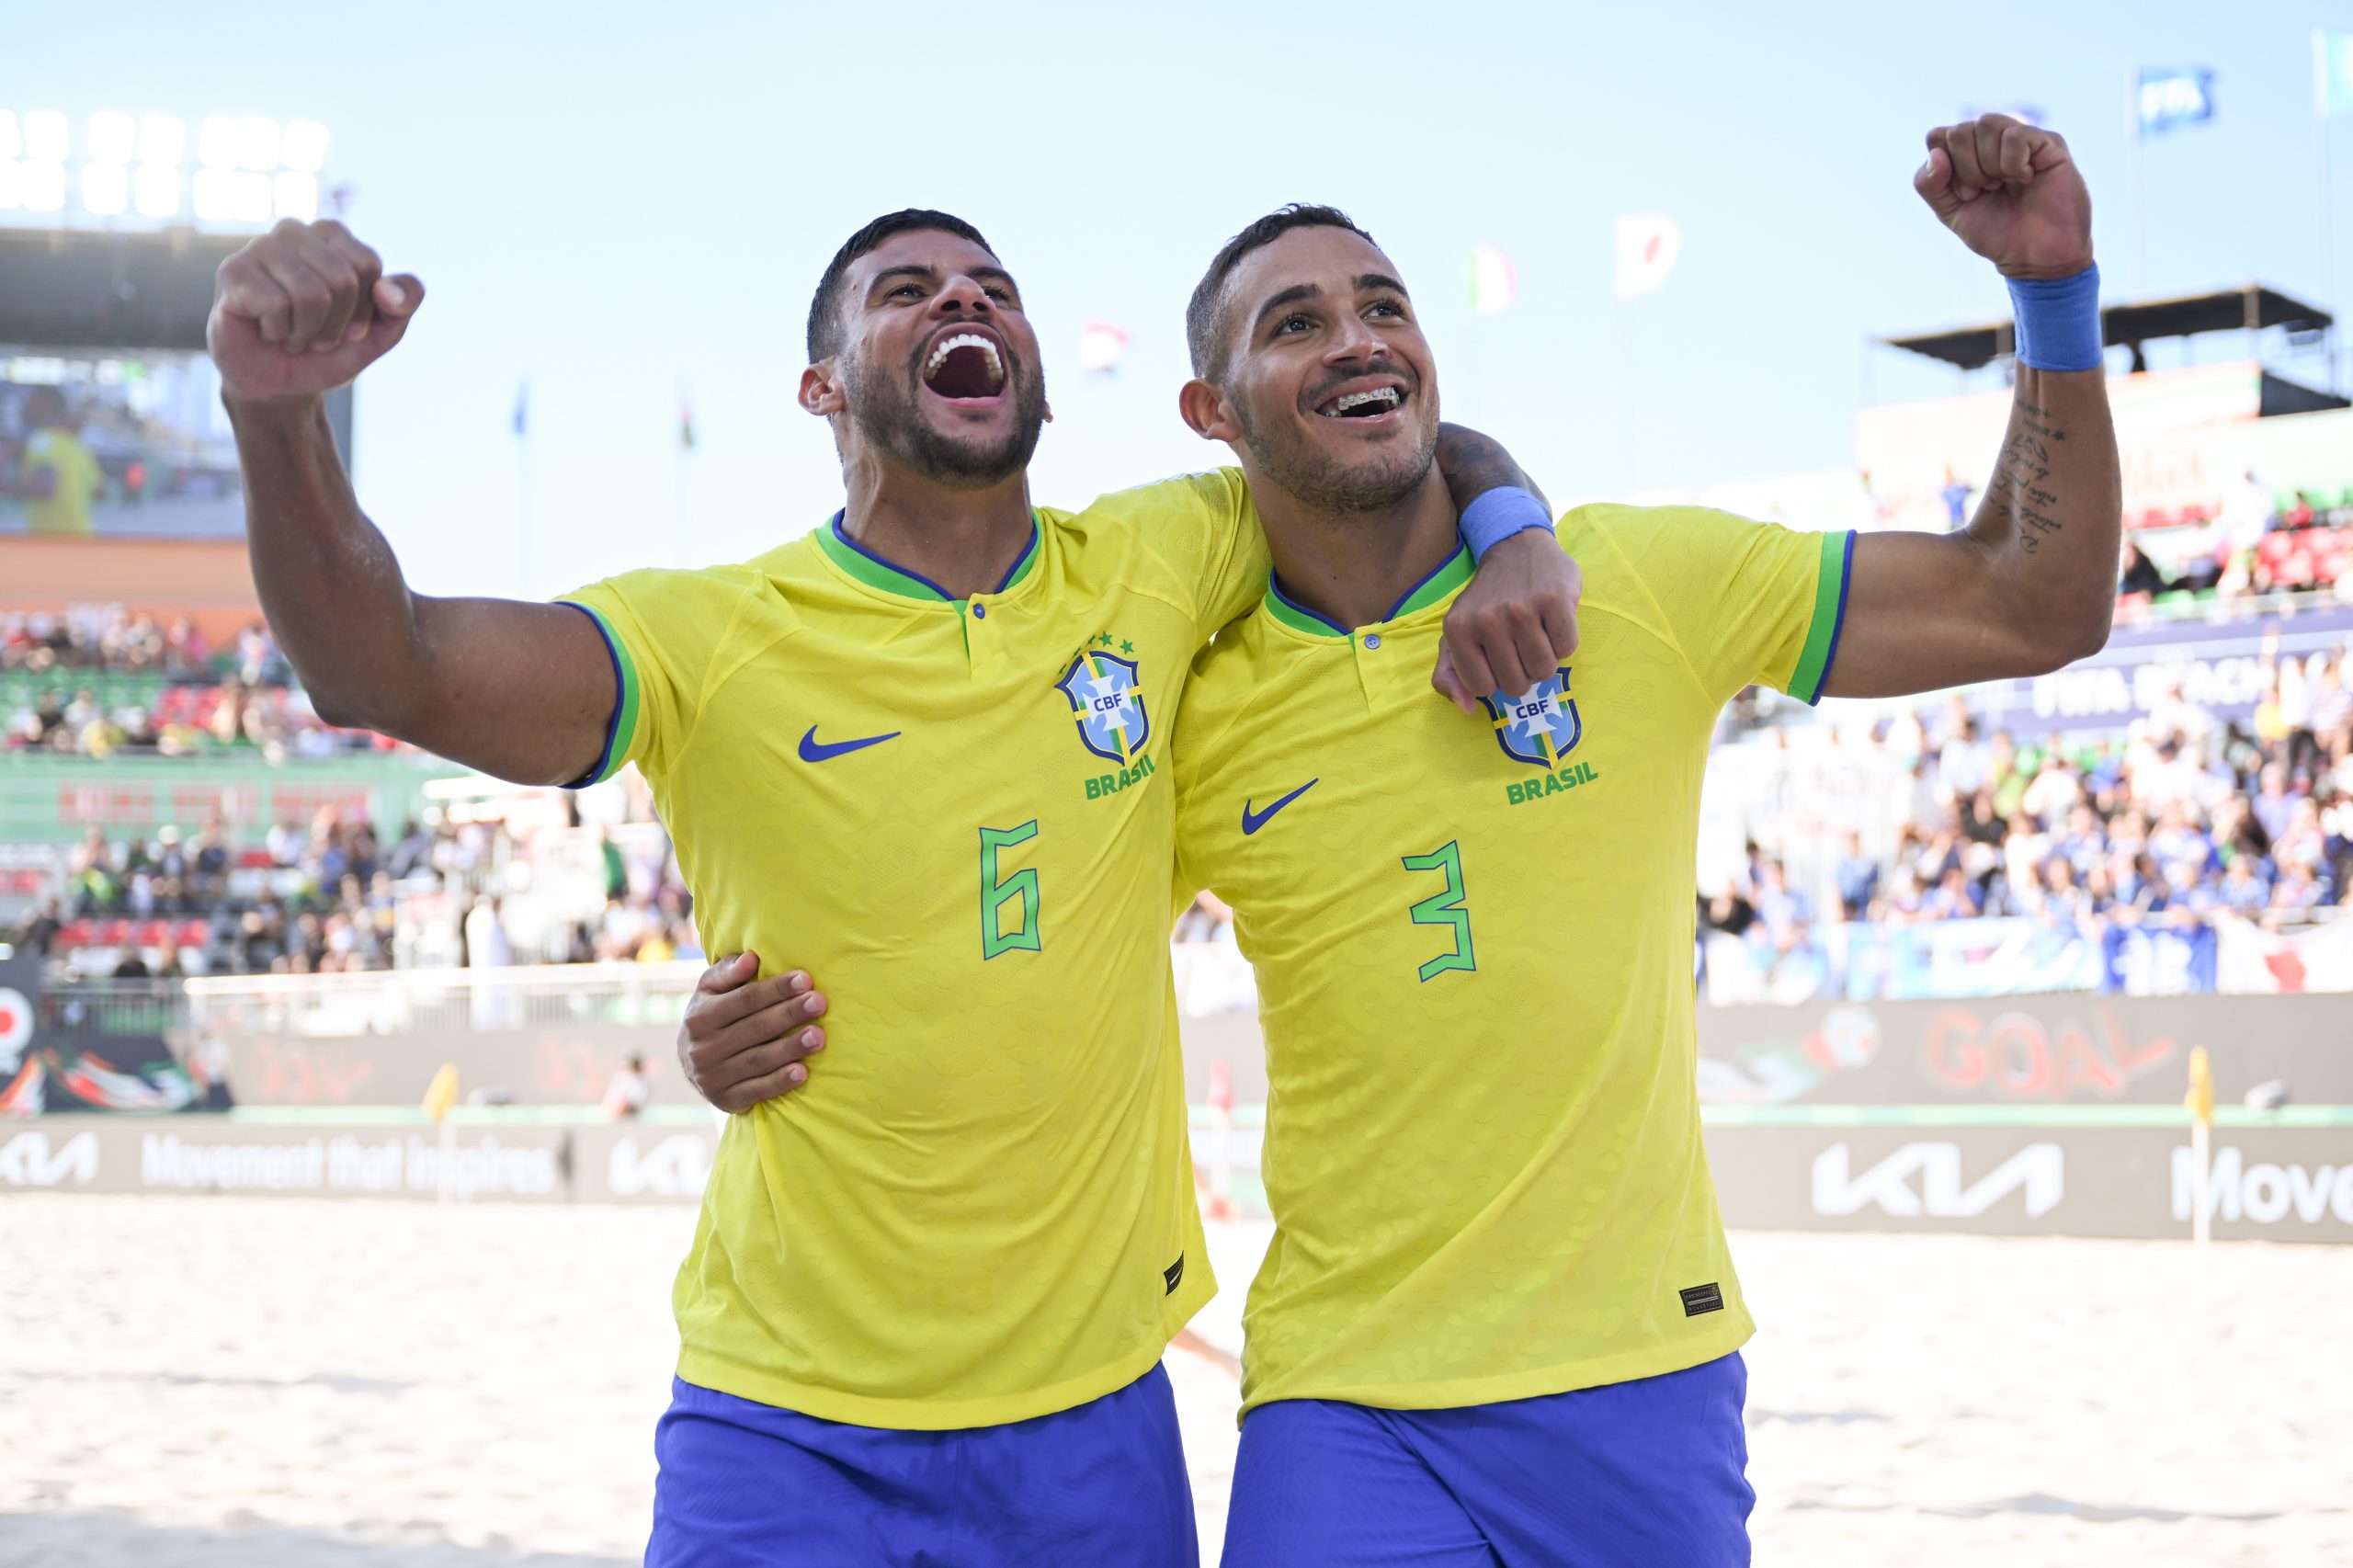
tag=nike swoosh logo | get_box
[798,725,902,763]
[1242,778,1319,836]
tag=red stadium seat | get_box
[96,919,132,946]
[238,849,275,869]
[176,919,210,946]
[57,920,97,949]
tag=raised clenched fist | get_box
[208,219,424,403]
[1914,114,2094,282]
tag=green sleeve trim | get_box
[1786,530,1855,706]
[560,600,643,786]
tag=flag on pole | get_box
[2185,1045,2214,1127]
[2136,67,2217,137]
[510,381,529,438]
[1467,244,1517,315]
[1077,319,1130,373]
[1612,213,1681,301]
[2319,32,2353,118]
[424,1062,460,1124]
[678,392,697,452]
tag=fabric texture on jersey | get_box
[1221,1354,1751,1568]
[649,1366,1199,1568]
[1174,506,1851,1417]
[560,473,1268,1428]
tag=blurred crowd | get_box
[2113,473,2353,607]
[1,608,281,680]
[1,610,397,759]
[8,808,700,981]
[1708,642,2353,970]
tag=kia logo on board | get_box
[1812,1142,2064,1220]
[0,1131,99,1188]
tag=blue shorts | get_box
[648,1364,1196,1567]
[1222,1352,1751,1568]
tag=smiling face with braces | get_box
[1207,224,1440,517]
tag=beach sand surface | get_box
[2,1197,2347,1566]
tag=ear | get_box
[1178,378,1241,444]
[800,361,846,418]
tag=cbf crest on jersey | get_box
[1055,648,1151,763]
[1480,668,1581,767]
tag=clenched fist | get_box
[208,219,424,403]
[1914,114,2094,281]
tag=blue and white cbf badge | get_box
[1479,667,1581,767]
[1055,650,1151,764]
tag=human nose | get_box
[934,275,994,317]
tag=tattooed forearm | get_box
[1984,403,2069,555]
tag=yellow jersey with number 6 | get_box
[1173,504,1853,1416]
[562,472,1266,1429]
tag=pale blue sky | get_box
[12,0,2350,596]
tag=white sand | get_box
[2,1198,2348,1566]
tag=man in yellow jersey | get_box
[1162,117,2115,1566]
[688,114,2119,1564]
[1,388,103,537]
[205,209,1574,1566]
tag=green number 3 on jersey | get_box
[1401,841,1475,983]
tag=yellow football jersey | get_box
[563,472,1267,1429]
[1173,504,1853,1416]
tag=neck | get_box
[837,453,1035,599]
[1248,462,1461,630]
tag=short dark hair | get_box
[1185,204,1379,381]
[806,209,997,363]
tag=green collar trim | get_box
[815,510,1040,602]
[1260,544,1473,638]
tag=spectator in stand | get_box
[1936,710,1992,801]
[2020,751,2084,828]
[2250,762,2299,846]
[1938,465,1973,528]
[0,387,100,537]
[2119,537,2166,598]
[7,898,64,957]
[604,1053,653,1119]
[1923,865,1984,920]
[2216,856,2271,915]
[1831,831,1879,922]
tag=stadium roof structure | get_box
[1881,283,2336,375]
[0,225,246,351]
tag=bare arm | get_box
[1430,424,1578,708]
[213,222,614,785]
[1435,422,1550,516]
[1824,115,2120,699]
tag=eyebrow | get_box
[1250,273,1413,337]
[866,263,1019,298]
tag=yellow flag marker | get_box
[424,1062,460,1125]
[2185,1046,2215,1127]
[2185,1046,2215,1245]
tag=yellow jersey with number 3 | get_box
[1173,504,1854,1416]
[561,472,1266,1429]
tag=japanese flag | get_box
[1613,212,1681,301]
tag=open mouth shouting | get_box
[1312,375,1410,424]
[922,330,1009,403]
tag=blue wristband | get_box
[2007,264,2103,373]
[1460,486,1553,562]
